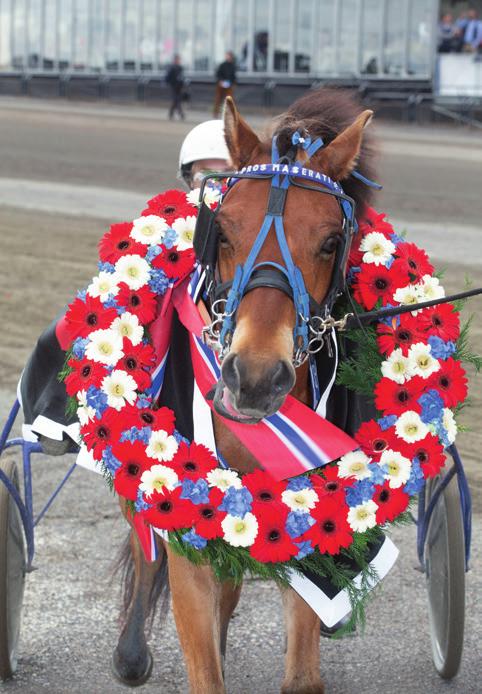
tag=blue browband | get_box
[231,163,344,195]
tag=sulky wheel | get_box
[0,458,26,680]
[424,463,465,679]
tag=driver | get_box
[19,120,231,455]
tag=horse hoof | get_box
[111,646,153,687]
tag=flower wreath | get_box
[62,189,474,603]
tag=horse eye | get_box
[320,235,340,256]
[215,223,231,248]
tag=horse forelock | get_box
[264,87,378,213]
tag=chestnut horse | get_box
[113,88,377,693]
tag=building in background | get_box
[0,0,437,82]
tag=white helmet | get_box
[178,120,230,174]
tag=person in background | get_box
[463,9,482,53]
[178,119,231,190]
[438,13,456,53]
[213,51,236,118]
[166,54,185,120]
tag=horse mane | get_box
[268,87,378,213]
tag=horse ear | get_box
[223,96,261,168]
[312,109,373,181]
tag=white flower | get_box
[338,450,372,480]
[111,312,143,346]
[172,215,197,250]
[115,254,150,291]
[222,513,259,547]
[130,215,167,245]
[381,348,411,384]
[85,328,124,366]
[380,449,412,488]
[417,275,445,302]
[360,232,395,266]
[186,189,201,207]
[347,500,379,533]
[146,430,178,462]
[393,284,421,313]
[76,390,95,425]
[443,408,457,445]
[206,468,243,491]
[87,271,119,302]
[139,464,179,497]
[395,411,429,443]
[407,342,441,379]
[281,488,319,513]
[101,370,137,410]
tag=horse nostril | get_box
[271,360,295,395]
[221,353,241,396]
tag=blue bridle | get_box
[194,131,366,365]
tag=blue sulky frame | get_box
[0,399,77,571]
[0,397,473,574]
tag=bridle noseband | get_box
[193,133,358,367]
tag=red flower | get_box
[115,341,156,391]
[418,304,460,342]
[310,466,353,499]
[98,222,146,264]
[428,358,468,409]
[152,247,196,280]
[373,482,409,524]
[377,313,423,356]
[363,208,395,237]
[394,242,434,283]
[121,403,176,435]
[81,408,123,460]
[65,357,107,396]
[65,295,118,340]
[193,488,226,539]
[347,239,364,270]
[303,497,353,555]
[113,441,152,500]
[355,420,398,460]
[116,283,158,325]
[396,433,445,479]
[374,376,424,415]
[141,486,196,530]
[142,190,195,225]
[354,263,407,310]
[243,469,286,508]
[169,442,218,480]
[249,506,298,563]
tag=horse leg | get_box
[112,528,166,686]
[281,588,324,694]
[167,546,240,694]
[219,578,242,677]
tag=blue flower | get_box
[163,228,178,249]
[98,261,116,273]
[149,268,169,295]
[378,415,397,431]
[72,337,89,359]
[86,385,108,418]
[345,478,375,507]
[135,487,152,512]
[418,389,444,425]
[180,478,210,505]
[76,289,87,302]
[294,540,314,560]
[403,457,425,495]
[146,245,163,262]
[291,130,312,150]
[377,303,400,327]
[287,476,313,492]
[182,530,208,550]
[427,335,456,360]
[384,256,395,270]
[368,463,386,485]
[219,487,253,518]
[390,232,405,246]
[103,296,120,311]
[101,445,121,475]
[136,394,153,409]
[120,426,151,444]
[286,511,315,538]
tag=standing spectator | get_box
[463,9,482,52]
[166,54,185,120]
[213,51,236,118]
[438,14,456,53]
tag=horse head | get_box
[209,90,376,422]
